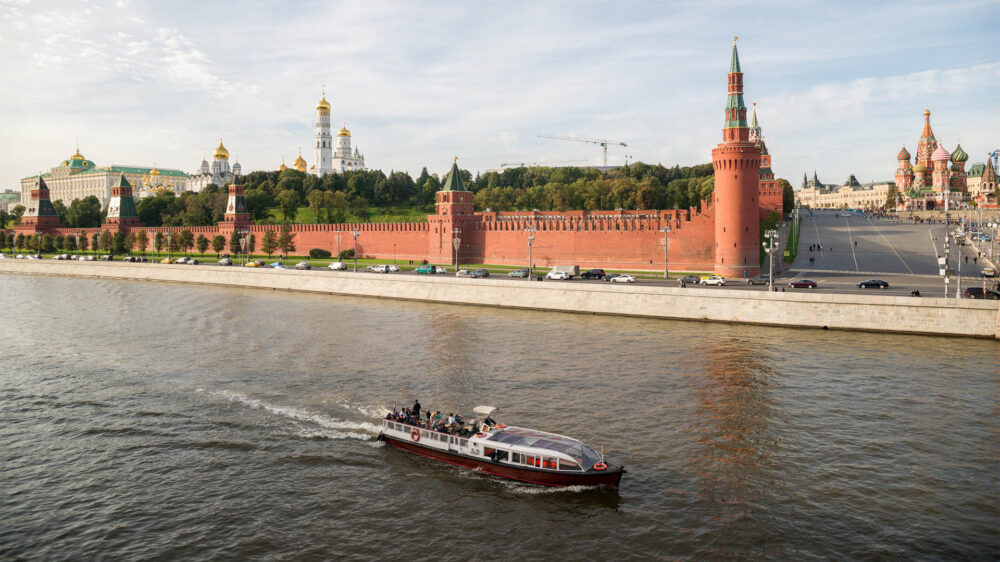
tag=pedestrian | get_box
[974,257,978,264]
[854,241,857,247]
[743,269,748,279]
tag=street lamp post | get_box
[525,224,535,275]
[452,228,462,272]
[166,232,172,260]
[393,242,397,265]
[239,229,248,267]
[352,229,360,272]
[659,226,671,279]
[764,229,778,292]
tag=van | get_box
[416,264,435,274]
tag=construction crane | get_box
[537,135,628,167]
[499,159,588,168]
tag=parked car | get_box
[174,257,189,264]
[609,274,636,284]
[456,269,473,277]
[964,287,1000,300]
[160,257,174,264]
[546,270,571,280]
[100,255,113,261]
[434,266,447,274]
[581,269,606,280]
[328,261,347,270]
[746,274,771,285]
[387,264,400,272]
[245,260,263,268]
[677,275,700,286]
[857,279,889,289]
[187,258,199,265]
[700,275,727,286]
[508,268,531,278]
[982,267,997,278]
[416,264,436,274]
[788,279,818,289]
[370,264,390,273]
[295,262,312,270]
[604,273,622,282]
[219,258,233,266]
[474,268,490,278]
[268,262,287,269]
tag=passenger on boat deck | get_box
[412,400,420,419]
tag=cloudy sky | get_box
[1,0,998,191]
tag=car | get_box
[963,287,1000,300]
[857,279,889,289]
[609,274,636,283]
[746,275,771,285]
[160,257,174,264]
[245,260,263,268]
[187,258,199,265]
[677,275,701,286]
[295,262,312,270]
[788,279,818,289]
[469,270,488,278]
[328,261,347,271]
[219,258,233,266]
[508,268,531,278]
[979,234,992,242]
[268,262,287,269]
[370,264,390,273]
[15,254,25,259]
[456,269,473,277]
[581,269,606,280]
[604,273,621,282]
[700,275,727,286]
[982,267,997,278]
[416,264,436,274]
[387,264,400,272]
[474,268,490,278]
[434,266,447,274]
[546,270,570,280]
[174,257,189,264]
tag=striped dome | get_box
[931,144,951,162]
[951,144,968,163]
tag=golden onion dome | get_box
[71,149,85,160]
[279,159,288,171]
[912,162,927,173]
[338,126,351,137]
[214,139,229,160]
[317,95,331,112]
[150,166,161,176]
[293,153,307,172]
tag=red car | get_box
[788,279,818,289]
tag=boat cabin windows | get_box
[483,447,509,462]
[557,459,581,471]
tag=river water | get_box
[1,274,997,560]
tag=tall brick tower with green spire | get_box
[104,173,143,232]
[711,37,761,277]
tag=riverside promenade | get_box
[1,260,997,339]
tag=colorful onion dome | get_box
[931,144,951,162]
[214,139,229,160]
[950,164,960,172]
[951,143,968,163]
[897,146,911,161]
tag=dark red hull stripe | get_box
[381,433,623,489]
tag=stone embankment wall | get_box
[1,260,997,339]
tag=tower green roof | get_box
[441,158,466,191]
[730,38,742,73]
[112,172,132,188]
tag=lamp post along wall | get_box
[352,230,360,272]
[660,226,671,279]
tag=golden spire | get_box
[453,156,458,163]
[733,35,738,44]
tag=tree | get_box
[778,178,794,215]
[54,235,65,251]
[229,230,242,255]
[276,189,300,222]
[0,209,9,229]
[99,230,113,254]
[211,234,226,256]
[277,223,296,258]
[65,196,103,228]
[196,234,209,255]
[0,232,8,251]
[91,232,101,254]
[15,233,25,250]
[53,200,68,223]
[135,230,149,256]
[261,229,277,258]
[248,233,256,255]
[884,183,898,210]
[125,232,136,254]
[167,233,181,253]
[78,232,88,253]
[11,205,25,225]
[154,232,164,255]
[112,231,127,254]
[244,187,275,221]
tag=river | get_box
[1,274,997,560]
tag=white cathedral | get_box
[311,88,365,175]
[188,139,241,192]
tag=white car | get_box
[387,264,400,272]
[546,270,570,280]
[610,274,636,283]
[370,264,390,273]
[434,266,447,274]
[700,275,727,286]
[174,257,189,264]
[328,261,347,270]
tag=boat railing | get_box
[384,419,471,448]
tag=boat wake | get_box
[210,390,382,442]
[499,482,603,495]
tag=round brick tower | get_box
[712,38,761,277]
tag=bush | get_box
[309,248,332,259]
[339,249,355,260]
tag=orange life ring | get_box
[496,423,507,429]
[593,462,607,471]
[410,429,420,442]
[475,432,487,438]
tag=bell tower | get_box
[428,158,474,264]
[711,37,761,277]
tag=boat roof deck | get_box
[486,427,601,466]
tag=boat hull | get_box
[380,432,624,489]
